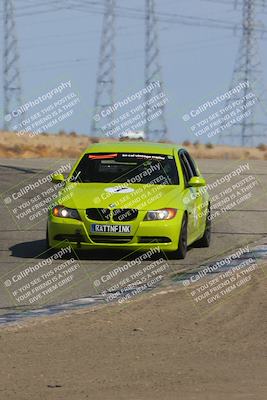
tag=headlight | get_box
[144,208,177,221]
[52,206,81,220]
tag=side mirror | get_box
[188,176,206,187]
[51,173,65,184]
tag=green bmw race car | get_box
[47,142,211,259]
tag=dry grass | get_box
[0,130,266,160]
[0,130,107,158]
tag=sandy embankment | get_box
[0,130,267,159]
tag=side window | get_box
[184,151,198,177]
[179,151,193,186]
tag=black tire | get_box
[197,205,211,248]
[176,214,188,259]
[45,225,57,256]
[46,225,50,249]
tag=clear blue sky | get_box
[0,0,266,144]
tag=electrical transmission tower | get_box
[3,0,23,131]
[144,0,167,141]
[218,0,267,146]
[91,0,116,138]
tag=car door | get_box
[184,151,207,239]
[178,150,201,244]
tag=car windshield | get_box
[70,152,179,185]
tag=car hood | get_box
[56,182,183,210]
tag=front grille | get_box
[113,209,138,221]
[90,235,133,244]
[139,236,171,243]
[86,208,110,221]
[86,208,138,222]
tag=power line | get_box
[218,0,267,146]
[3,0,23,131]
[90,0,116,137]
[145,0,167,140]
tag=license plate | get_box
[90,224,131,234]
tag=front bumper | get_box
[47,210,183,252]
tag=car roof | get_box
[84,141,184,155]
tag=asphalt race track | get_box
[0,158,266,320]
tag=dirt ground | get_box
[1,130,267,159]
[0,270,266,400]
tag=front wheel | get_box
[46,225,50,249]
[45,225,57,256]
[175,214,188,259]
[196,205,211,248]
